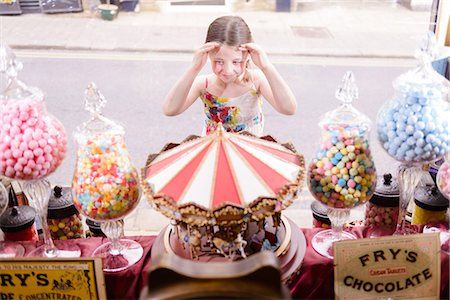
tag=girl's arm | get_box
[240,43,297,115]
[163,42,219,116]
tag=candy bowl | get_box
[307,71,376,259]
[72,83,142,272]
[376,32,450,235]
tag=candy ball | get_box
[0,97,67,179]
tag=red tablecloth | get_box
[7,227,450,300]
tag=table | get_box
[7,227,450,300]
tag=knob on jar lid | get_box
[0,205,36,232]
[370,173,400,207]
[48,186,78,219]
[414,185,449,211]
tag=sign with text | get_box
[334,233,440,300]
[0,257,106,300]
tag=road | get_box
[14,50,410,186]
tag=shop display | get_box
[0,182,26,256]
[72,82,142,272]
[376,32,450,234]
[142,121,306,282]
[47,185,84,240]
[364,173,399,236]
[307,71,376,258]
[0,44,78,258]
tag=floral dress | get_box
[200,79,264,136]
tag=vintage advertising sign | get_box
[334,233,440,300]
[0,257,106,300]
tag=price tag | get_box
[0,257,106,300]
[334,233,440,300]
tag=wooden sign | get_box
[334,233,440,300]
[0,257,106,300]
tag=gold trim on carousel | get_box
[275,215,291,257]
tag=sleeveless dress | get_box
[200,78,264,137]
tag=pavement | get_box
[0,0,434,234]
[0,0,432,60]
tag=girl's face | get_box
[209,45,247,83]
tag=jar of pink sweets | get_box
[0,44,67,180]
[364,173,399,228]
[47,185,84,240]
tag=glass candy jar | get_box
[0,44,67,180]
[311,201,331,229]
[376,32,450,234]
[364,173,399,227]
[308,71,377,258]
[0,205,38,242]
[72,83,142,272]
[47,186,84,240]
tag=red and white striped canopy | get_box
[141,125,305,226]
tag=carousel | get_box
[141,124,307,283]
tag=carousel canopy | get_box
[141,124,305,226]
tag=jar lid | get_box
[0,205,36,232]
[47,186,78,219]
[73,83,124,142]
[414,185,449,211]
[370,173,400,207]
[0,182,7,215]
[85,218,103,235]
[319,72,371,131]
[311,202,331,225]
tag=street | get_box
[14,50,410,187]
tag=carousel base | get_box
[151,215,306,284]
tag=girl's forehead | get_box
[212,45,243,59]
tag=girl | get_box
[163,15,297,136]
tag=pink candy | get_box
[0,98,67,180]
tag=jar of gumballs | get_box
[47,186,84,240]
[0,45,67,180]
[364,173,399,227]
[72,83,142,272]
[308,71,377,258]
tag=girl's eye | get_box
[233,61,242,65]
[215,61,224,65]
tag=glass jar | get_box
[0,205,38,241]
[311,201,331,229]
[85,218,105,237]
[47,185,84,240]
[436,154,450,200]
[412,185,449,225]
[72,83,140,221]
[0,44,67,180]
[364,173,399,227]
[308,72,377,209]
[376,33,449,163]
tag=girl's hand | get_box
[239,43,270,70]
[192,42,220,72]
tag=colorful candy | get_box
[377,80,449,162]
[48,215,84,240]
[0,97,67,180]
[72,135,140,221]
[308,126,376,209]
[364,204,399,227]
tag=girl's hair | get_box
[205,16,253,46]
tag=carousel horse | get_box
[184,227,202,259]
[212,233,247,259]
